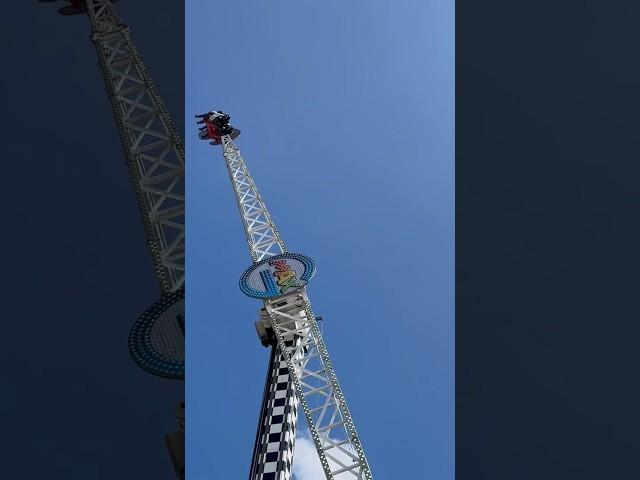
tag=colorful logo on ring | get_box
[239,253,316,299]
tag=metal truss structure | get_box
[265,293,371,479]
[87,0,185,292]
[221,136,286,262]
[209,128,373,479]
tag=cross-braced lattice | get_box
[86,0,185,292]
[266,293,372,479]
[221,136,286,262]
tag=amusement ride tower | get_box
[41,0,185,476]
[197,111,373,480]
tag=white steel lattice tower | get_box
[197,112,373,480]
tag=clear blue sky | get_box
[186,1,454,478]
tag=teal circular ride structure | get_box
[128,287,185,379]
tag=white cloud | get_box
[292,430,325,480]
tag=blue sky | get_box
[186,1,454,478]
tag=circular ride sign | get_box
[239,252,316,299]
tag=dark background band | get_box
[457,1,640,478]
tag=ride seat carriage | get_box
[196,111,240,144]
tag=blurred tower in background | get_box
[40,1,185,477]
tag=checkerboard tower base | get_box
[249,344,299,480]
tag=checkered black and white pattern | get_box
[247,332,300,480]
[249,343,299,480]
